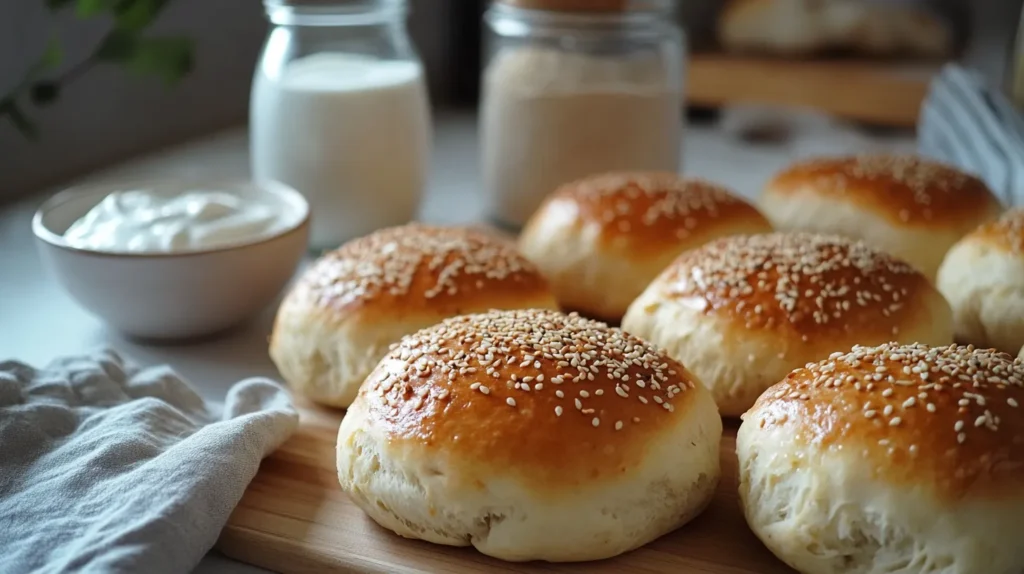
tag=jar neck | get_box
[263,0,407,26]
[487,2,675,31]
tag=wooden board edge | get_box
[217,523,424,574]
[687,54,940,127]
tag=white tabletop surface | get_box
[0,110,915,573]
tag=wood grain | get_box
[687,54,940,127]
[218,403,795,573]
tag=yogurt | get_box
[64,188,295,253]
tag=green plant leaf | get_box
[76,0,119,17]
[30,82,61,106]
[45,0,76,10]
[96,31,194,85]
[115,0,172,31]
[95,29,137,61]
[0,99,38,139]
[40,38,63,70]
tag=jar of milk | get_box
[252,0,431,250]
[481,0,685,229]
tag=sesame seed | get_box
[954,420,964,432]
[592,417,600,427]
[1010,398,1019,408]
[305,224,543,303]
[615,420,623,430]
[377,310,708,433]
[889,417,902,426]
[665,232,920,334]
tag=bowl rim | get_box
[32,177,311,259]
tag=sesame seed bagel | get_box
[622,232,953,416]
[336,309,722,562]
[760,155,1002,279]
[738,343,1024,574]
[518,172,772,323]
[270,224,558,408]
[938,208,1024,354]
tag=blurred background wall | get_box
[0,0,1021,200]
[0,0,475,199]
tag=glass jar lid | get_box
[494,0,673,12]
[262,0,406,25]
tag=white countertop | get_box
[0,111,914,573]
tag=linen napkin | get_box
[918,63,1024,206]
[0,349,298,574]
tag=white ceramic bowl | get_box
[33,179,310,340]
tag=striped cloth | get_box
[918,64,1024,206]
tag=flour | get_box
[480,46,683,228]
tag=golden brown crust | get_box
[657,232,931,341]
[357,310,703,490]
[766,155,1001,227]
[747,343,1024,502]
[968,208,1024,255]
[539,172,772,253]
[285,224,554,320]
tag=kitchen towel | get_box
[918,63,1024,206]
[0,349,299,574]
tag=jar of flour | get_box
[481,0,685,229]
[252,0,432,250]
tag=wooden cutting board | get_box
[687,54,940,127]
[217,402,795,573]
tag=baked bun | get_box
[937,208,1024,354]
[760,155,1003,280]
[738,343,1024,574]
[337,309,722,562]
[622,232,953,416]
[270,224,558,408]
[518,172,772,323]
[718,0,952,58]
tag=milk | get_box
[251,53,431,249]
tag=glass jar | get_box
[480,0,685,229]
[251,0,432,251]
